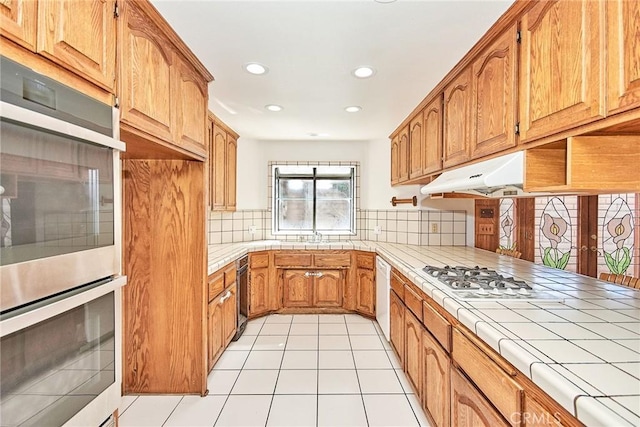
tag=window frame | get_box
[272,165,356,236]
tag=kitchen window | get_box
[272,165,356,235]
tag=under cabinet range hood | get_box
[420,152,540,198]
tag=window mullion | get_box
[312,168,317,233]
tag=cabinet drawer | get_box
[250,253,269,268]
[452,328,523,424]
[423,300,451,353]
[224,265,237,285]
[208,272,224,302]
[314,252,351,268]
[274,253,312,267]
[404,284,423,321]
[356,253,375,270]
[390,271,405,300]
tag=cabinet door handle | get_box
[219,290,232,304]
[304,271,324,277]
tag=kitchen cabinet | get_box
[422,95,443,176]
[470,24,518,159]
[390,135,400,185]
[422,329,451,427]
[119,0,211,160]
[398,125,410,182]
[282,270,314,308]
[443,67,472,168]
[37,0,116,93]
[313,270,343,307]
[409,112,424,180]
[209,114,238,211]
[404,308,423,396]
[606,0,640,116]
[281,269,343,308]
[355,267,375,316]
[0,0,37,51]
[519,0,604,143]
[207,263,236,371]
[249,252,270,317]
[389,289,405,366]
[451,367,509,427]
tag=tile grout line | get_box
[262,315,293,426]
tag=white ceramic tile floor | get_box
[118,314,426,427]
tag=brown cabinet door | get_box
[355,268,375,316]
[519,0,604,143]
[422,95,443,176]
[249,267,269,316]
[443,67,472,168]
[451,368,509,427]
[313,270,343,307]
[119,1,174,142]
[282,270,313,308]
[405,309,423,396]
[422,330,451,427]
[208,299,223,371]
[211,124,227,210]
[470,24,518,159]
[398,125,410,182]
[607,0,640,115]
[226,135,237,211]
[174,56,208,155]
[37,0,116,93]
[409,113,424,179]
[389,290,405,367]
[390,135,400,185]
[0,0,37,50]
[222,285,237,346]
[523,395,563,427]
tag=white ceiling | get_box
[151,0,512,142]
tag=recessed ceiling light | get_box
[265,104,283,112]
[352,66,376,79]
[345,106,362,113]
[244,62,268,75]
[374,0,397,3]
[308,133,329,137]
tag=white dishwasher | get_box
[375,256,391,342]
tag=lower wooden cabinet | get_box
[405,308,423,396]
[355,267,375,316]
[313,270,343,307]
[249,266,269,316]
[451,367,509,427]
[422,330,451,427]
[281,269,344,308]
[390,289,405,366]
[523,395,563,427]
[208,282,237,372]
[282,270,314,308]
[207,297,223,370]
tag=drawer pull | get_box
[304,271,324,277]
[219,290,232,304]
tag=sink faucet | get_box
[308,231,323,243]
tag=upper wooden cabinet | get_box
[119,0,212,160]
[37,0,116,93]
[1,0,37,50]
[398,125,410,182]
[606,0,640,116]
[209,114,238,211]
[519,0,605,143]
[409,112,424,180]
[390,135,400,185]
[443,67,472,168]
[422,95,443,176]
[470,24,518,159]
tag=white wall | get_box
[235,137,475,245]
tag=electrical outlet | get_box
[248,225,257,234]
[431,223,438,233]
[373,225,381,235]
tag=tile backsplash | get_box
[208,209,466,246]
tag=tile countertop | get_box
[208,241,640,426]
